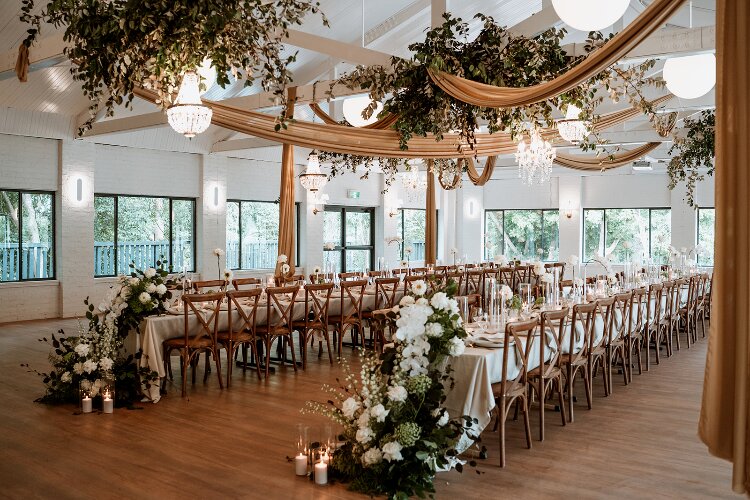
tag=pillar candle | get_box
[295,453,308,476]
[102,394,114,414]
[314,461,328,485]
[81,396,92,413]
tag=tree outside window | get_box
[0,190,54,281]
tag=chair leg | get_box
[213,347,224,390]
[181,353,189,398]
[522,395,532,450]
[498,402,506,468]
[265,337,272,379]
[539,377,545,441]
[288,334,298,372]
[582,367,593,410]
[226,344,233,388]
[325,332,334,365]
[566,366,575,423]
[556,378,567,427]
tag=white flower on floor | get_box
[146,283,157,293]
[144,267,157,278]
[155,284,167,296]
[281,263,290,274]
[382,441,403,462]
[399,295,415,307]
[387,385,407,402]
[277,254,288,263]
[342,397,360,418]
[83,359,98,374]
[73,362,84,375]
[356,426,374,444]
[74,343,90,357]
[448,336,465,356]
[370,403,389,423]
[213,248,224,257]
[362,447,383,466]
[138,292,152,304]
[425,322,443,338]
[412,280,427,296]
[99,357,114,371]
[61,371,72,383]
[430,292,449,310]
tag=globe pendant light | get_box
[167,71,213,138]
[551,0,629,32]
[299,151,328,192]
[342,95,384,127]
[556,104,589,144]
[662,53,716,100]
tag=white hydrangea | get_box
[73,362,84,375]
[382,441,404,462]
[144,267,157,279]
[399,295,415,307]
[425,322,443,338]
[80,379,92,391]
[448,336,465,356]
[370,403,389,423]
[155,284,167,296]
[534,261,546,276]
[82,359,98,373]
[416,297,429,307]
[387,385,407,402]
[357,409,371,428]
[342,397,360,418]
[355,427,374,444]
[430,292,449,311]
[138,292,152,304]
[146,283,157,293]
[129,277,139,286]
[362,447,383,466]
[99,357,114,371]
[412,280,427,296]
[74,343,90,357]
[61,371,72,383]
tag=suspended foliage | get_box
[667,110,715,207]
[20,0,327,135]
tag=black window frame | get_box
[483,208,560,262]
[323,205,375,272]
[581,207,671,264]
[0,188,56,282]
[696,206,715,267]
[225,199,300,270]
[93,193,196,277]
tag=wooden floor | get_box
[0,317,735,499]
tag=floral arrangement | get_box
[28,261,175,406]
[324,242,337,251]
[667,110,715,207]
[305,279,477,498]
[213,248,225,279]
[590,252,614,276]
[20,0,327,134]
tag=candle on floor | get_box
[314,460,328,485]
[102,392,114,414]
[81,396,92,413]
[295,453,308,476]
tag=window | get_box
[483,209,559,262]
[225,200,299,270]
[94,195,195,277]
[323,206,374,272]
[583,208,671,264]
[697,207,715,267]
[0,190,55,282]
[397,209,426,261]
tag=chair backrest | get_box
[374,277,400,309]
[410,267,428,275]
[465,269,484,297]
[182,292,224,344]
[265,285,299,334]
[232,277,261,290]
[571,301,597,362]
[514,265,533,290]
[368,270,385,278]
[595,295,616,347]
[392,268,409,277]
[482,268,500,304]
[544,262,566,279]
[611,291,633,344]
[304,282,334,327]
[446,272,464,296]
[500,318,538,396]
[277,274,305,287]
[226,288,262,341]
[629,287,647,337]
[498,267,514,288]
[309,272,335,283]
[192,280,227,293]
[646,283,664,325]
[540,307,570,378]
[339,279,368,323]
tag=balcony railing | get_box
[0,243,52,281]
[94,241,192,276]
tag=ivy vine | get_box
[667,110,715,207]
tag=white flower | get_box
[357,409,371,429]
[146,283,157,293]
[494,254,508,266]
[450,247,458,255]
[574,277,584,287]
[404,246,414,255]
[416,297,429,306]
[277,254,288,263]
[607,273,618,284]
[399,259,409,268]
[399,295,415,307]
[223,269,233,282]
[362,447,383,466]
[82,359,98,374]
[387,385,408,403]
[155,284,167,296]
[312,266,322,274]
[73,362,84,375]
[80,379,92,391]
[430,292,449,310]
[97,301,110,313]
[74,343,90,357]
[213,248,224,257]
[61,371,72,383]
[128,277,139,286]
[138,292,152,304]
[541,273,554,284]
[534,262,546,276]
[144,267,157,278]
[281,263,290,274]
[323,242,336,250]
[99,357,114,371]
[342,397,360,419]
[568,254,579,266]
[412,280,427,296]
[501,285,513,301]
[449,336,465,356]
[370,403,390,423]
[356,427,374,444]
[432,408,449,427]
[119,287,131,300]
[382,441,404,462]
[425,322,444,338]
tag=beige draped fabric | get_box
[275,87,297,278]
[427,0,684,108]
[699,0,750,494]
[308,103,399,130]
[554,142,661,171]
[465,156,497,185]
[425,163,437,265]
[132,88,671,159]
[15,44,28,82]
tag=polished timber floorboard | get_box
[0,317,734,499]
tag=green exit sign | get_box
[347,190,360,199]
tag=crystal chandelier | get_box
[556,104,589,144]
[401,161,427,201]
[516,129,556,185]
[167,71,213,138]
[299,151,328,192]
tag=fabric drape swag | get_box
[427,0,684,108]
[275,87,298,278]
[554,142,661,171]
[425,162,437,265]
[699,0,750,494]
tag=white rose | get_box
[114,296,124,305]
[74,343,90,357]
[61,371,72,383]
[277,254,288,263]
[138,292,152,304]
[129,277,139,286]
[449,336,465,356]
[155,284,167,296]
[73,362,84,375]
[281,263,290,274]
[412,280,427,296]
[399,296,415,307]
[416,297,429,307]
[370,403,390,423]
[387,385,408,402]
[213,248,224,257]
[357,409,371,429]
[99,357,114,371]
[82,359,98,374]
[144,268,157,279]
[356,427,374,444]
[425,322,444,338]
[120,287,131,300]
[362,447,383,466]
[437,411,449,427]
[382,441,403,462]
[146,283,157,293]
[430,292,449,310]
[341,397,360,419]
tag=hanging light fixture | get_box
[662,53,716,100]
[299,151,328,192]
[551,0,629,32]
[342,95,384,127]
[401,160,427,201]
[167,71,213,138]
[556,104,589,144]
[515,128,556,185]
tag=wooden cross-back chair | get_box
[309,272,335,283]
[163,292,225,397]
[695,273,711,338]
[514,265,533,291]
[562,301,597,422]
[544,262,566,280]
[497,267,514,288]
[365,277,400,351]
[338,272,364,281]
[445,272,464,297]
[644,283,665,371]
[232,277,261,290]
[662,280,682,353]
[291,283,335,369]
[276,274,305,287]
[465,269,484,304]
[626,287,647,379]
[590,295,615,398]
[329,279,367,353]
[367,270,385,278]
[192,280,227,293]
[530,308,570,441]
[608,291,632,391]
[481,268,500,308]
[219,288,262,385]
[256,285,299,377]
[492,318,535,467]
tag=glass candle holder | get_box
[79,382,93,414]
[101,376,115,414]
[295,424,309,476]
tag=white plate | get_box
[472,337,504,349]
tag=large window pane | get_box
[583,208,672,264]
[484,210,503,260]
[504,210,542,261]
[583,209,604,262]
[116,196,170,273]
[698,208,715,266]
[324,250,342,274]
[172,199,194,272]
[650,209,671,264]
[542,210,560,261]
[345,211,371,246]
[400,209,425,260]
[226,201,240,270]
[20,193,54,279]
[605,209,649,263]
[324,207,374,272]
[241,201,279,269]
[323,210,342,246]
[94,196,115,276]
[346,249,371,273]
[0,191,20,281]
